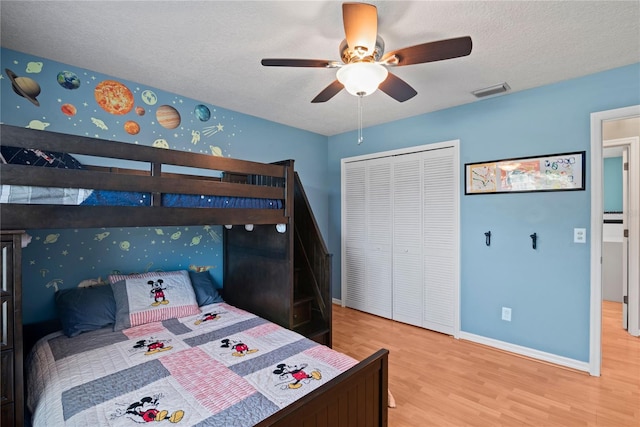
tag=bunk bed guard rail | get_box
[0,125,293,229]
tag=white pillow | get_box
[109,270,200,331]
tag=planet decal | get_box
[43,234,60,244]
[135,106,146,116]
[57,71,81,90]
[210,146,222,157]
[152,139,169,149]
[156,105,181,129]
[194,104,211,122]
[25,62,43,73]
[94,80,134,115]
[124,120,140,135]
[170,231,181,240]
[5,68,41,106]
[61,103,77,116]
[141,89,158,106]
[26,120,49,130]
[119,241,130,251]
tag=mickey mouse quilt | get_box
[27,303,357,426]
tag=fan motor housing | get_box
[340,36,385,64]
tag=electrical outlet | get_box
[502,307,512,322]
[574,228,586,243]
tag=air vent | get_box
[472,82,511,98]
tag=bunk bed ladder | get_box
[292,172,332,346]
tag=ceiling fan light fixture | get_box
[336,62,388,97]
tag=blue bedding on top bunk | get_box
[81,190,282,209]
[1,146,283,209]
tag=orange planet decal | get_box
[61,103,77,116]
[124,120,140,135]
[94,80,134,115]
[156,105,181,129]
[135,106,146,116]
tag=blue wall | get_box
[3,45,640,363]
[604,157,623,212]
[327,63,640,362]
[1,48,328,323]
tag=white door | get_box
[344,162,367,312]
[365,158,393,318]
[422,149,458,335]
[342,141,460,336]
[343,158,393,318]
[392,153,423,327]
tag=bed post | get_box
[283,160,294,221]
[150,161,162,207]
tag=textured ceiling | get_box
[1,1,639,136]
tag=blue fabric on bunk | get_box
[81,190,282,209]
[81,190,149,206]
[3,146,283,209]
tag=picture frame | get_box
[465,151,586,195]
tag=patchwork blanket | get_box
[27,303,357,426]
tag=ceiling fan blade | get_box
[342,2,378,55]
[378,72,417,102]
[381,36,472,66]
[261,59,340,68]
[311,80,344,103]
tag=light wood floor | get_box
[332,301,640,427]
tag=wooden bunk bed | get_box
[0,124,388,427]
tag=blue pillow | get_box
[188,270,224,306]
[55,285,116,337]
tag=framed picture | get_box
[465,151,585,195]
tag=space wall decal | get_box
[1,47,244,324]
[94,80,135,115]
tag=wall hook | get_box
[530,232,537,250]
[484,231,491,246]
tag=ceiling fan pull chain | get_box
[358,94,364,145]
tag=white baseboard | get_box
[459,331,590,373]
[332,298,342,306]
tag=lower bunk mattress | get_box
[27,302,356,426]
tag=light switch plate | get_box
[574,228,586,243]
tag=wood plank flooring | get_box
[332,301,640,426]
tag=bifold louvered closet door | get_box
[342,143,459,336]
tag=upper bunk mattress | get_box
[0,146,282,209]
[0,185,282,209]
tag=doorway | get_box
[590,105,640,377]
[603,137,637,331]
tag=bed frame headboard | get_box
[0,124,294,229]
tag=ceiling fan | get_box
[261,2,472,103]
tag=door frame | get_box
[589,105,640,376]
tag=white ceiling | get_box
[1,1,639,136]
